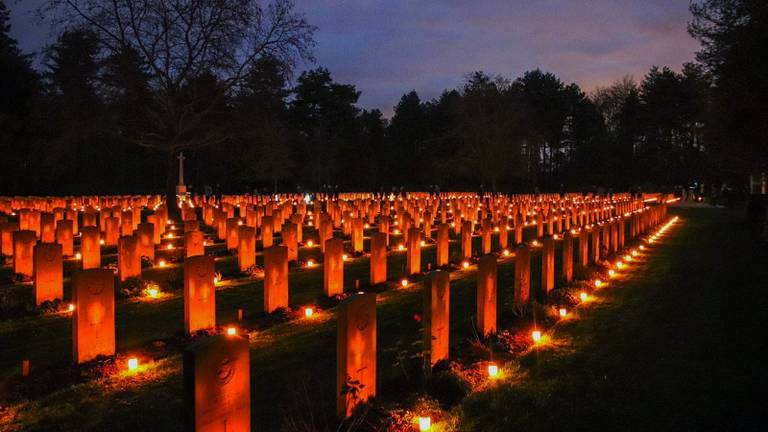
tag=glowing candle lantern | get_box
[226,326,237,336]
[532,330,542,343]
[307,240,314,247]
[307,259,315,268]
[503,249,510,257]
[68,303,75,312]
[559,308,568,317]
[342,254,348,261]
[401,279,408,288]
[462,261,470,269]
[608,269,616,277]
[127,357,139,371]
[158,259,167,268]
[418,416,431,431]
[147,287,159,298]
[398,244,405,251]
[75,252,82,260]
[616,261,624,269]
[487,363,499,378]
[304,307,314,318]
[580,292,588,302]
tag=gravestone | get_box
[264,245,289,313]
[324,238,345,297]
[337,292,377,418]
[514,244,531,306]
[423,271,449,365]
[118,235,141,282]
[541,236,555,297]
[237,226,256,272]
[184,334,250,432]
[369,232,387,286]
[185,230,205,258]
[406,227,421,275]
[81,226,101,269]
[13,230,36,277]
[436,223,449,267]
[72,269,115,363]
[185,255,216,334]
[477,255,497,336]
[33,243,63,305]
[55,219,74,256]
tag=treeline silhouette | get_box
[0,0,764,195]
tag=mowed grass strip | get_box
[458,208,768,431]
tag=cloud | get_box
[9,0,701,116]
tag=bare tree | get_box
[39,0,315,211]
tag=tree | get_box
[40,0,315,213]
[229,55,293,192]
[290,67,360,188]
[388,90,426,186]
[41,28,104,190]
[689,0,768,178]
[0,0,40,193]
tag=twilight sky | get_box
[8,0,700,116]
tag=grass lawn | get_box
[459,207,768,430]
[0,226,536,431]
[4,208,753,431]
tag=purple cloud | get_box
[9,0,700,116]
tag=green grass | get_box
[0,225,543,431]
[458,207,768,430]
[0,218,630,431]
